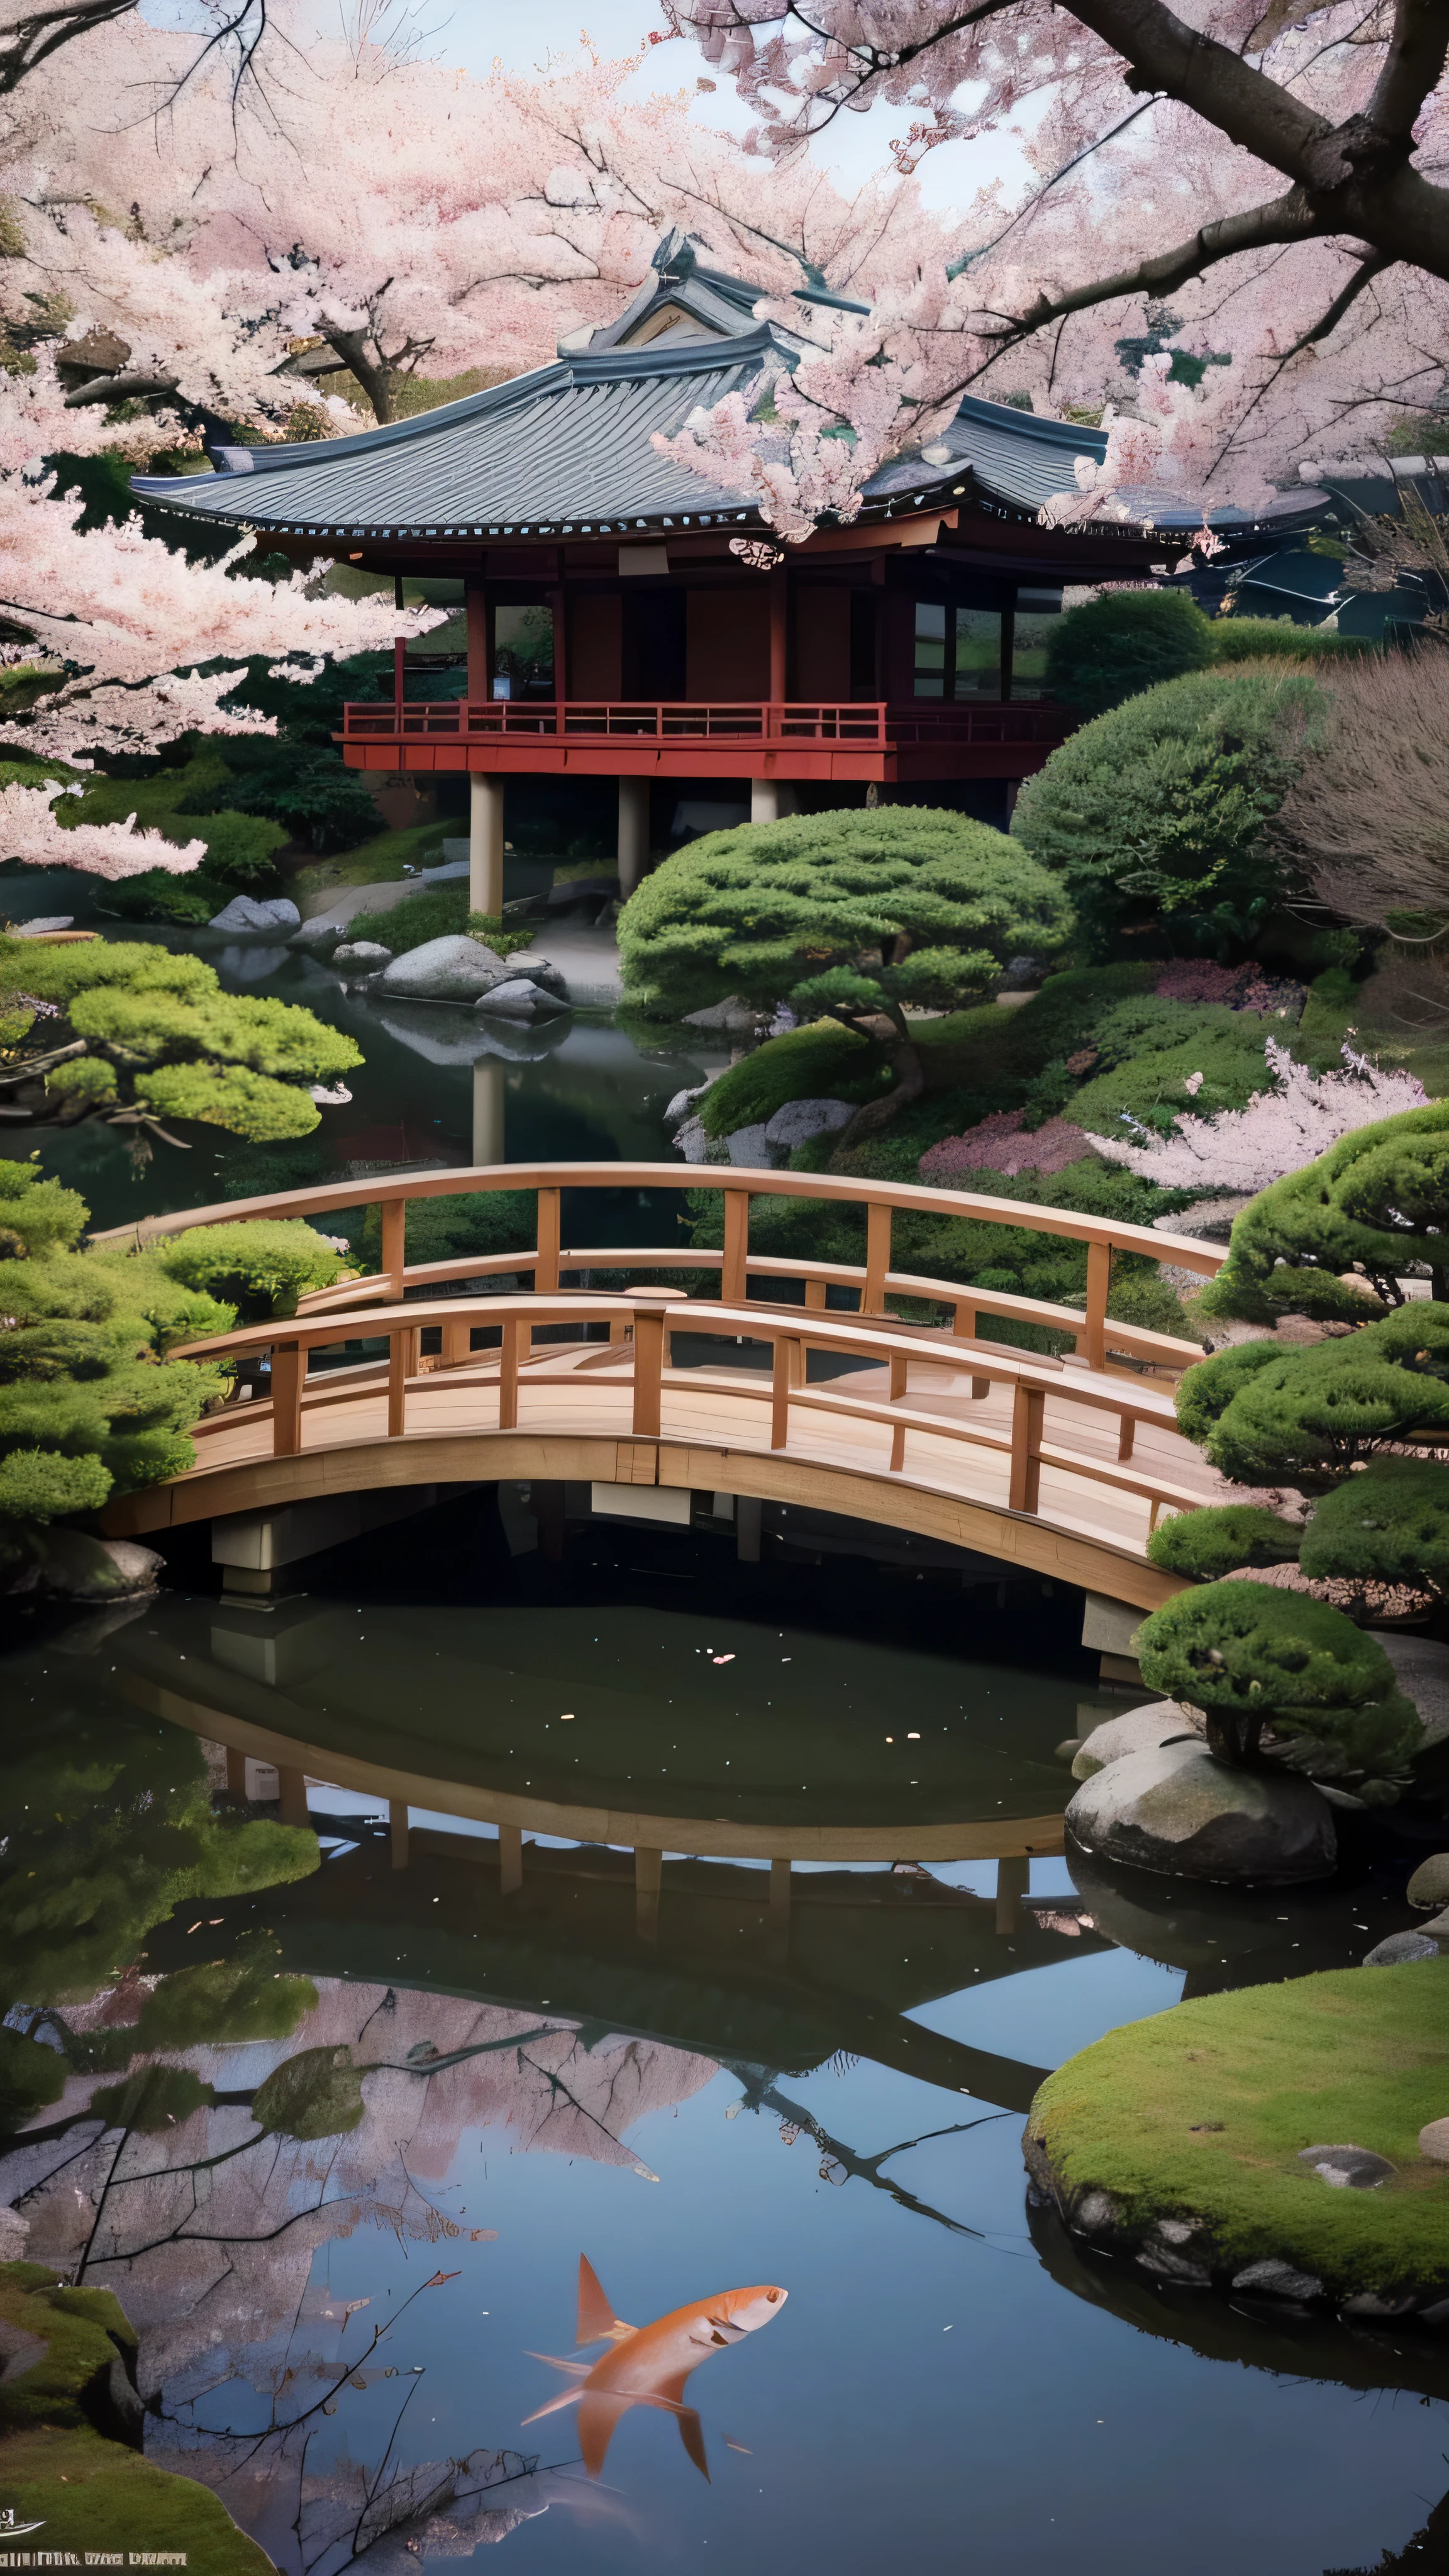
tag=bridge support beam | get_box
[390,1798,409,1870]
[618,775,650,899]
[211,1488,453,1597]
[996,1853,1030,1934]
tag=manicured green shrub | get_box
[1207,616,1370,665]
[1045,590,1214,717]
[159,1219,351,1320]
[1013,662,1325,955]
[1299,1455,1449,1599]
[1201,1100,1449,1323]
[696,1020,889,1136]
[1134,1578,1423,1788]
[0,934,361,1143]
[1181,1303,1449,1491]
[621,806,1072,1137]
[345,880,534,957]
[1147,1502,1302,1580]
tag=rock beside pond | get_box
[209,894,301,933]
[1419,2118,1449,2163]
[1363,1929,1440,1965]
[1298,2143,1395,2190]
[474,974,570,1023]
[726,1123,779,1169]
[502,953,568,998]
[1071,1699,1201,1779]
[333,940,393,972]
[379,935,506,1002]
[1407,1853,1449,1910]
[1231,2258,1324,2300]
[40,1531,163,1601]
[1065,1738,1338,1884]
[763,1096,855,1152]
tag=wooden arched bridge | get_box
[99,1164,1230,1609]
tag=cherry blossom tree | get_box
[1084,1037,1428,1191]
[656,0,1449,533]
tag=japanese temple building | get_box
[134,232,1326,916]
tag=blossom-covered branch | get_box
[1085,1039,1429,1192]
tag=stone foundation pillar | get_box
[750,779,797,826]
[470,774,505,919]
[618,776,650,897]
[472,1057,504,1165]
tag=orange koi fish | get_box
[522,2254,787,2479]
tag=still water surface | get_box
[4,1514,1446,2576]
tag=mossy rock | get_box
[0,2267,272,2574]
[1026,1962,1449,2301]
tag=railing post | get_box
[722,1189,750,1306]
[632,1303,664,1437]
[499,1316,519,1430]
[535,1187,561,1292]
[1118,1413,1136,1462]
[443,1316,471,1367]
[864,1201,892,1313]
[272,1340,303,1457]
[1008,1382,1045,1514]
[380,1199,406,1298]
[1085,1238,1112,1372]
[889,1349,908,1472]
[771,1336,797,1449]
[387,1328,408,1438]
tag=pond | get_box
[3,1503,1446,2576]
[4,897,1449,2573]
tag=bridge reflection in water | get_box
[98,1163,1230,1611]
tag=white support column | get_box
[472,1057,504,1166]
[470,774,505,920]
[618,775,650,898]
[750,779,797,826]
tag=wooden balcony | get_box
[338,697,1074,784]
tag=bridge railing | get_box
[96,1162,1224,1381]
[174,1287,1212,1532]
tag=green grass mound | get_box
[0,2265,272,2575]
[1028,1962,1449,2297]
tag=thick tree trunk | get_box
[829,1038,924,1161]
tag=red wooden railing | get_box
[340,698,1072,748]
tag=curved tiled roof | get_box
[130,234,1324,545]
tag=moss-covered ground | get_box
[1028,1961,1449,2293]
[0,2265,272,2574]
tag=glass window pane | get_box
[1011,609,1057,701]
[914,599,947,697]
[953,607,1002,699]
[494,603,554,696]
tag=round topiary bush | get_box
[1134,1578,1423,1791]
[1012,661,1325,956]
[1300,1455,1449,1601]
[1045,589,1215,717]
[1148,1502,1302,1582]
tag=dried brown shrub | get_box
[1270,645,1449,931]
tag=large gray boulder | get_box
[474,975,570,1023]
[763,1096,855,1152]
[684,996,758,1033]
[209,894,301,934]
[40,1531,163,1601]
[1065,1738,1338,1884]
[1071,1699,1201,1779]
[379,935,507,1003]
[1407,1854,1449,1911]
[726,1124,781,1169]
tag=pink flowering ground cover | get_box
[919,1111,1093,1182]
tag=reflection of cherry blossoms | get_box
[2,1977,711,2572]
